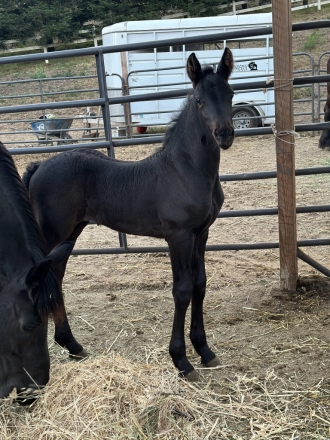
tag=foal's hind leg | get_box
[190,230,220,367]
[54,311,87,358]
[52,222,89,358]
[167,234,199,381]
[53,260,88,358]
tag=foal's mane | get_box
[163,65,215,147]
[0,142,64,322]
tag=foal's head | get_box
[187,48,235,149]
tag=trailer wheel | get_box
[232,106,259,129]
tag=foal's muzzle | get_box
[214,127,235,149]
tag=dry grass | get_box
[1,354,330,439]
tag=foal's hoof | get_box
[69,348,88,360]
[184,369,200,382]
[204,355,221,368]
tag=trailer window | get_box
[226,38,273,49]
[204,41,224,50]
[185,43,204,51]
[129,48,154,54]
[128,38,272,55]
[129,42,207,54]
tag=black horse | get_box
[23,49,235,380]
[319,56,330,149]
[0,141,73,400]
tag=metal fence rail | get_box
[0,19,329,276]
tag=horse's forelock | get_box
[35,269,65,324]
[202,65,214,75]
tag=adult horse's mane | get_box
[0,146,45,262]
[0,142,65,322]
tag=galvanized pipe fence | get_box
[0,19,329,276]
[0,50,325,142]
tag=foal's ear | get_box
[217,48,234,80]
[187,52,203,86]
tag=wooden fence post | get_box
[272,0,298,291]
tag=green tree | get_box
[87,0,232,27]
[22,0,90,45]
[0,0,91,45]
[0,0,233,46]
[0,3,34,42]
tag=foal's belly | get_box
[88,206,165,239]
[89,203,217,240]
[103,217,165,239]
[86,178,223,240]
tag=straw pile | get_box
[1,354,330,439]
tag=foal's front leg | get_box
[190,230,220,367]
[167,235,199,381]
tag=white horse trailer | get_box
[102,13,274,133]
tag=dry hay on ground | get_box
[1,135,329,439]
[1,354,330,440]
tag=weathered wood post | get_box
[272,0,298,290]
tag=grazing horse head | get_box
[0,142,73,401]
[319,56,330,149]
[187,48,235,149]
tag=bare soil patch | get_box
[4,133,329,438]
[1,8,330,436]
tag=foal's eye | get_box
[195,98,202,105]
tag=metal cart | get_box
[30,118,73,146]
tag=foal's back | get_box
[26,145,221,245]
[24,51,235,251]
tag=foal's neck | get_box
[179,99,221,173]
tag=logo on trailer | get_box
[248,62,258,70]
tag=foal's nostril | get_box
[214,128,234,138]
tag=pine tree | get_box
[0,0,232,46]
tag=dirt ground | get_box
[1,9,330,435]
[1,85,330,438]
[1,79,330,440]
[9,132,330,436]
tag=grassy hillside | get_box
[0,5,328,83]
[291,4,330,68]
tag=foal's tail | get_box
[22,161,41,189]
